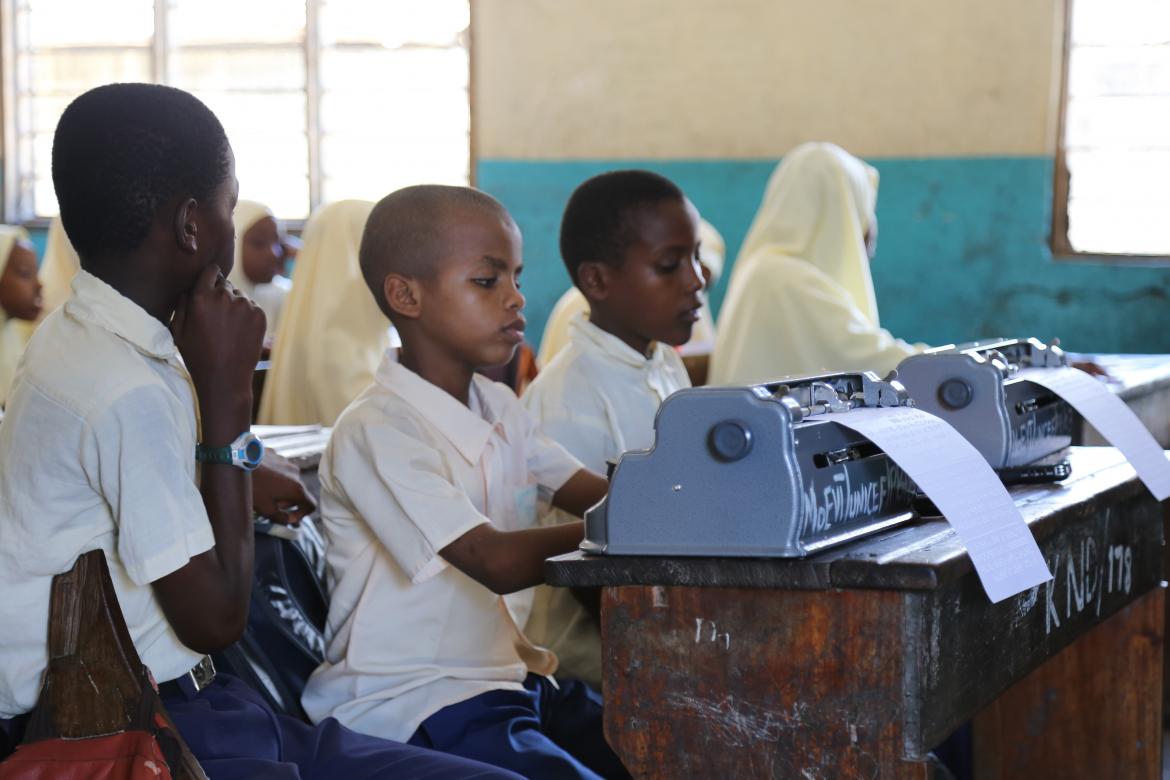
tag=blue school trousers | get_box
[408,674,631,780]
[160,673,521,780]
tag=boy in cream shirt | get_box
[0,83,504,779]
[522,170,704,687]
[302,184,629,779]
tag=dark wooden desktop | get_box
[548,447,1164,778]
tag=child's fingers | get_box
[192,262,223,295]
[170,293,189,335]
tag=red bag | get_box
[0,551,205,780]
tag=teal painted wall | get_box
[477,157,1170,355]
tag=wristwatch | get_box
[195,431,265,471]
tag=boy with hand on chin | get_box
[303,185,629,779]
[0,83,517,780]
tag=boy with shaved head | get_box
[302,185,629,779]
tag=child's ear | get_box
[173,198,199,254]
[576,261,610,302]
[384,274,422,320]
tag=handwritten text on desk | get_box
[839,407,1052,603]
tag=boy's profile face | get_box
[0,243,43,322]
[195,149,239,282]
[241,216,282,285]
[416,209,526,370]
[590,197,704,350]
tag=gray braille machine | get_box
[897,337,1077,474]
[582,372,921,557]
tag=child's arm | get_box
[550,468,608,517]
[440,521,585,595]
[439,467,607,595]
[151,265,267,653]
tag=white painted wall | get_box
[473,0,1066,159]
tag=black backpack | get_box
[212,517,329,722]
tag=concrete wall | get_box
[472,0,1170,353]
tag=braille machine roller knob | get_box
[708,420,753,462]
[938,378,973,410]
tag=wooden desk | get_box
[547,447,1164,778]
[1076,354,1170,447]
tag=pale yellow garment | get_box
[536,217,725,367]
[228,199,290,338]
[0,226,33,407]
[258,200,387,426]
[709,143,925,385]
[37,218,81,320]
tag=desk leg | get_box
[600,585,939,779]
[973,585,1164,779]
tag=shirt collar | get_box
[64,271,179,360]
[375,351,501,464]
[568,312,670,371]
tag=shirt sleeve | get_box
[522,407,586,493]
[525,392,614,477]
[88,385,214,587]
[328,417,490,584]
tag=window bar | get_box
[152,0,170,84]
[1,0,20,219]
[305,0,322,212]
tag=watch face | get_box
[243,438,264,465]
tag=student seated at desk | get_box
[538,213,724,368]
[302,184,629,780]
[0,226,42,407]
[258,199,395,426]
[0,82,517,780]
[710,142,928,385]
[521,171,703,687]
[228,199,292,343]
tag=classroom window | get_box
[2,0,470,221]
[1054,0,1170,256]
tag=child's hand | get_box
[252,451,316,525]
[171,263,266,436]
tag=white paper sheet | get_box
[839,406,1052,603]
[1017,367,1170,501]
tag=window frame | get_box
[1051,0,1170,263]
[0,0,475,227]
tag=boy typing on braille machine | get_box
[521,170,704,689]
[301,185,630,780]
[0,83,518,780]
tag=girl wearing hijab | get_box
[228,200,292,341]
[258,199,393,426]
[36,217,81,319]
[537,216,726,367]
[709,142,926,385]
[0,226,43,407]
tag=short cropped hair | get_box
[52,83,232,261]
[360,184,512,319]
[558,170,685,284]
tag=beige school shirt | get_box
[301,353,583,742]
[522,314,691,686]
[0,271,213,718]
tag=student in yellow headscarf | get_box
[36,217,81,319]
[228,199,292,341]
[258,200,392,426]
[0,226,42,407]
[537,216,725,368]
[709,142,926,385]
